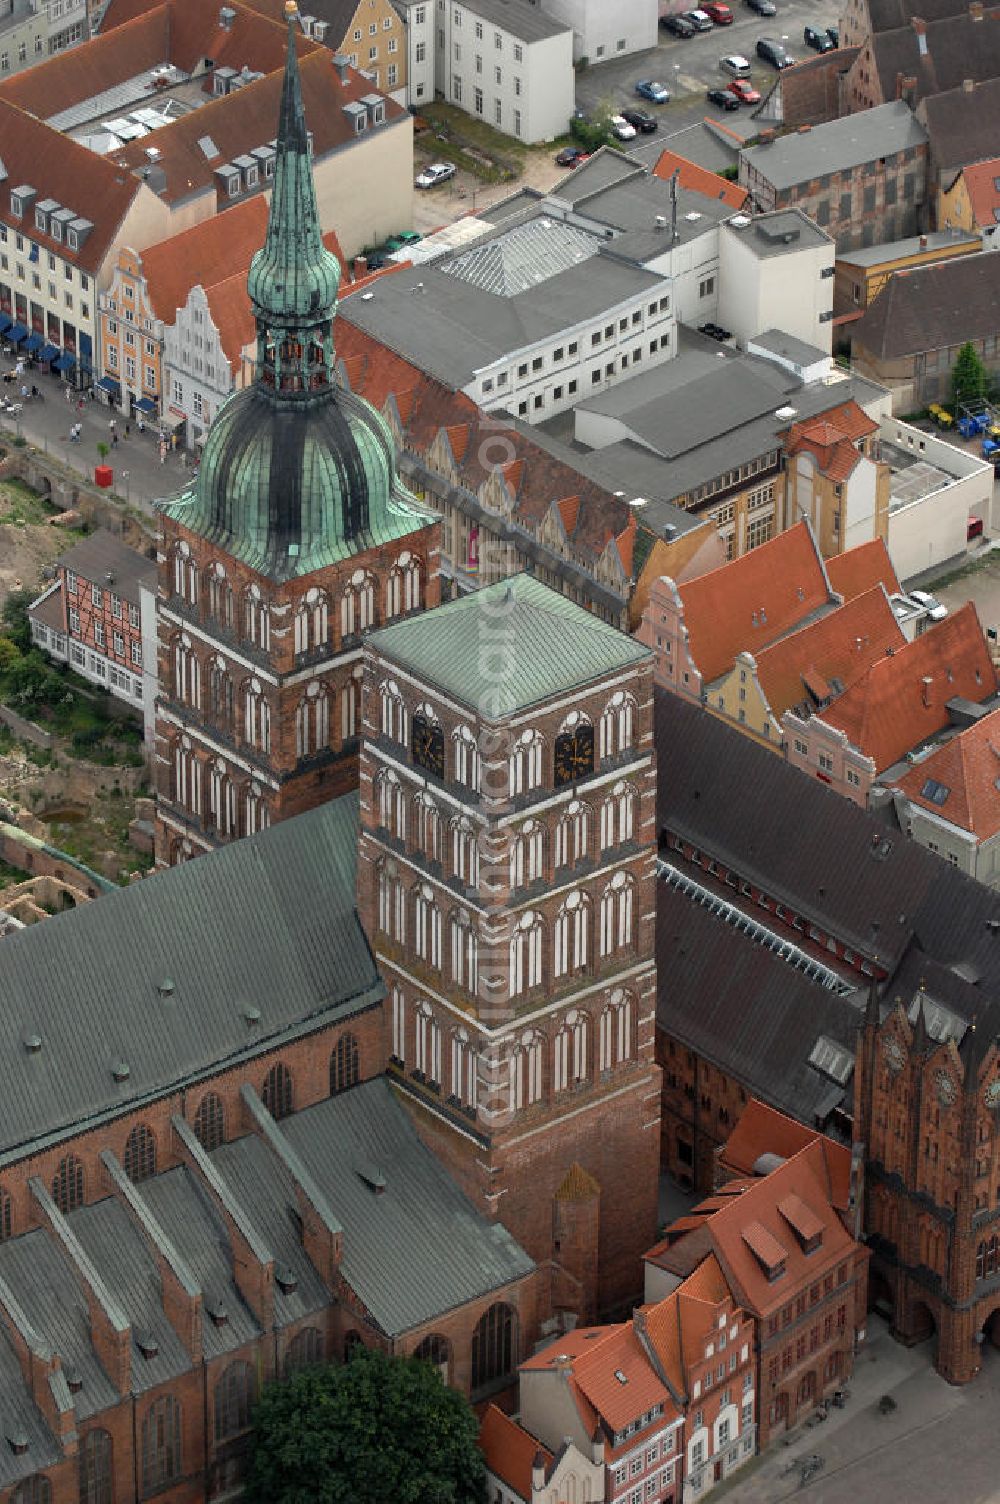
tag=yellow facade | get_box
[709,657,780,748]
[938,174,976,235]
[837,236,980,312]
[340,0,407,96]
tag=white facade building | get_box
[392,0,435,106]
[434,0,574,143]
[530,0,657,64]
[718,208,836,355]
[162,282,243,452]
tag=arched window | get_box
[174,736,202,817]
[555,801,589,869]
[386,565,403,619]
[509,729,544,797]
[451,816,479,886]
[172,633,200,707]
[510,912,543,998]
[415,1001,442,1085]
[453,725,480,791]
[554,1012,589,1092]
[244,585,270,650]
[414,884,442,968]
[600,782,636,851]
[450,911,478,993]
[510,821,544,888]
[295,683,330,760]
[243,782,269,837]
[194,1092,225,1152]
[172,542,196,605]
[414,1332,450,1382]
[52,1154,84,1214]
[207,562,233,628]
[471,1303,517,1395]
[379,679,408,745]
[341,570,376,639]
[209,758,237,837]
[554,890,590,979]
[214,1361,257,1441]
[294,588,329,655]
[208,657,234,729]
[391,986,407,1063]
[284,1327,323,1377]
[599,691,636,760]
[141,1396,181,1495]
[600,873,635,957]
[510,1032,544,1110]
[413,792,442,863]
[262,1061,293,1121]
[377,862,406,943]
[450,1030,477,1110]
[331,1033,360,1094]
[79,1430,112,1504]
[243,679,271,753]
[123,1124,157,1182]
[375,769,407,841]
[11,1477,51,1504]
[0,1184,11,1242]
[342,666,363,742]
[599,991,633,1071]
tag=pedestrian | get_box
[159,441,166,465]
[20,384,27,401]
[64,385,71,404]
[77,398,84,414]
[137,414,145,434]
[108,417,116,434]
[124,423,130,440]
[111,430,118,447]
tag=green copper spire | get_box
[246,0,341,403]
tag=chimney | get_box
[532,1451,547,1493]
[912,16,928,53]
[590,1424,605,1466]
[218,4,236,27]
[963,76,975,91]
[921,674,934,707]
[971,1,984,19]
[353,255,368,280]
[920,233,928,248]
[331,52,350,83]
[896,72,917,105]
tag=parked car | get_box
[706,86,741,109]
[729,77,761,102]
[909,589,949,622]
[745,0,777,14]
[756,35,794,65]
[719,52,751,76]
[635,79,671,102]
[554,145,588,166]
[683,8,714,28]
[661,12,696,34]
[699,322,733,340]
[704,1,734,20]
[826,23,839,43]
[414,161,456,188]
[385,230,422,251]
[610,114,637,140]
[804,22,835,49]
[622,107,658,132]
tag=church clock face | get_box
[554,724,595,787]
[411,712,444,779]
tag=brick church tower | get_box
[357,575,662,1318]
[152,6,438,865]
[854,983,1000,1384]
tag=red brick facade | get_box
[153,511,440,865]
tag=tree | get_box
[1,588,33,655]
[950,341,989,409]
[246,1347,487,1504]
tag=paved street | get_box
[726,1317,1000,1504]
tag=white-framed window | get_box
[341,569,375,637]
[93,621,105,650]
[509,820,544,887]
[509,1031,544,1108]
[392,986,406,1062]
[173,542,197,605]
[510,911,543,997]
[600,873,634,957]
[414,792,442,862]
[451,1030,477,1108]
[415,1001,441,1084]
[173,634,200,707]
[600,690,636,759]
[243,678,271,752]
[553,890,589,978]
[453,725,480,790]
[555,800,589,867]
[131,640,142,667]
[294,587,329,655]
[509,729,543,798]
[414,884,443,968]
[174,736,201,815]
[379,679,408,744]
[209,758,237,836]
[68,607,80,633]
[295,683,330,759]
[599,990,633,1070]
[600,780,636,850]
[376,768,407,840]
[450,911,478,991]
[553,1011,588,1092]
[112,630,124,656]
[451,815,479,886]
[244,584,270,649]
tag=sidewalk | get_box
[0,383,195,515]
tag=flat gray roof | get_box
[836,227,980,266]
[749,328,831,366]
[451,0,569,42]
[548,149,735,253]
[741,102,927,190]
[724,207,833,258]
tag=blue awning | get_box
[39,344,59,363]
[134,396,157,413]
[96,375,120,395]
[52,353,75,372]
[23,332,43,353]
[6,323,27,343]
[0,314,11,333]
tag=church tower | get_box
[153,5,438,866]
[357,576,662,1318]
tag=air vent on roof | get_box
[64,1366,83,1394]
[730,214,751,229]
[613,1368,628,1384]
[629,496,648,508]
[136,1331,159,1359]
[22,1033,41,1054]
[361,291,375,301]
[774,406,797,419]
[158,978,174,997]
[6,1431,28,1456]
[207,1299,228,1328]
[357,1163,387,1194]
[242,1003,261,1026]
[275,1263,298,1295]
[112,1060,130,1083]
[144,147,161,162]
[684,211,702,222]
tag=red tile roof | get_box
[138,195,270,324]
[819,602,998,772]
[479,1405,551,1501]
[825,537,901,601]
[652,149,749,210]
[718,1099,852,1212]
[572,1325,670,1434]
[960,156,1000,228]
[750,585,905,719]
[677,520,833,685]
[784,402,877,484]
[894,703,1000,840]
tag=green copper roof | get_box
[157,3,432,581]
[368,573,651,719]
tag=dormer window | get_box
[51,220,62,244]
[10,196,22,218]
[34,208,45,232]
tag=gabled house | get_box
[889,703,1000,883]
[480,1403,605,1504]
[781,398,889,557]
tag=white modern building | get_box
[392,0,435,106]
[434,0,574,142]
[529,0,657,64]
[718,208,836,355]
